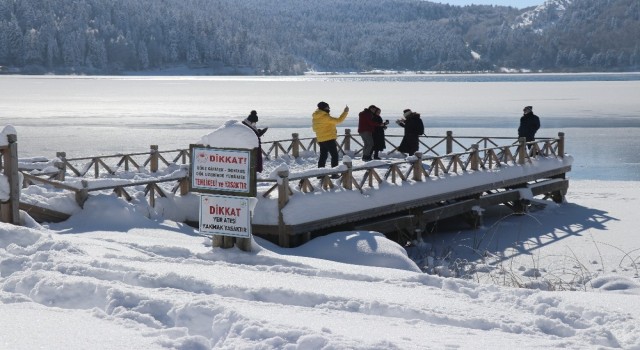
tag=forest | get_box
[0,0,638,75]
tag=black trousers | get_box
[318,140,339,168]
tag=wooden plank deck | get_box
[252,163,571,246]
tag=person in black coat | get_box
[242,110,268,172]
[371,107,389,160]
[518,106,540,148]
[396,109,424,156]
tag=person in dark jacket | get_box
[371,107,388,160]
[242,110,268,172]
[358,105,378,161]
[518,106,540,149]
[396,109,424,156]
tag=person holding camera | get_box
[396,109,424,156]
[371,106,389,160]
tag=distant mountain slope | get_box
[0,0,637,74]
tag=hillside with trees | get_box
[0,0,638,75]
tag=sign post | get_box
[189,145,256,251]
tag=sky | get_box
[2,122,640,349]
[439,0,543,8]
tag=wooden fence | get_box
[5,131,566,233]
[257,133,566,247]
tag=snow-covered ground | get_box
[1,180,639,349]
[3,124,640,349]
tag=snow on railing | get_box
[9,132,565,226]
[260,133,565,198]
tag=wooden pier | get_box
[2,130,570,248]
[253,131,570,247]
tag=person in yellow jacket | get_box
[312,101,349,170]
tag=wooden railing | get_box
[18,146,189,181]
[262,134,564,197]
[258,133,566,246]
[259,129,523,161]
[7,131,566,227]
[17,130,534,180]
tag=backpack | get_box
[416,118,425,135]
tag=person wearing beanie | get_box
[371,106,389,160]
[312,101,350,172]
[242,110,268,172]
[396,109,425,156]
[518,105,540,149]
[247,110,258,123]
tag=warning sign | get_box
[199,194,251,238]
[190,146,255,196]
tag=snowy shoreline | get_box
[2,179,640,349]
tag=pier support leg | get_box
[550,190,565,204]
[463,210,483,229]
[510,198,530,215]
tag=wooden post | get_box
[236,236,251,251]
[212,231,235,249]
[1,134,20,225]
[149,184,155,208]
[180,151,187,164]
[222,235,234,249]
[212,235,224,248]
[557,132,565,158]
[518,137,526,165]
[446,131,453,154]
[93,158,100,178]
[342,159,353,190]
[236,156,257,252]
[292,133,300,158]
[55,152,67,181]
[150,145,159,173]
[411,208,424,242]
[179,177,189,195]
[412,152,423,181]
[277,169,290,247]
[470,144,479,171]
[75,180,89,208]
[344,129,351,154]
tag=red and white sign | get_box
[199,194,251,238]
[191,147,253,195]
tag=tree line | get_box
[0,0,638,75]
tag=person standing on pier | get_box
[371,107,389,160]
[242,110,268,172]
[358,105,378,161]
[518,105,540,149]
[312,101,349,172]
[396,109,424,156]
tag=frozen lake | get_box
[2,74,639,180]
